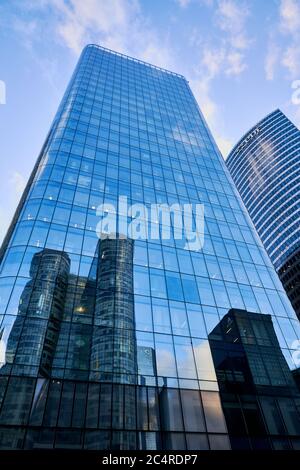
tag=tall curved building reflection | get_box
[91,236,137,383]
[1,249,70,376]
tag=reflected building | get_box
[226,110,300,320]
[1,249,70,377]
[0,45,300,450]
[137,346,157,385]
[209,309,300,449]
[90,236,137,384]
[91,235,137,449]
[0,238,138,449]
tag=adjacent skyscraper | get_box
[0,46,300,450]
[226,110,300,320]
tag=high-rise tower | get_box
[226,110,300,320]
[0,47,300,450]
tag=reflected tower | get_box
[209,309,300,449]
[1,249,70,377]
[90,236,137,383]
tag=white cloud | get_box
[49,0,137,54]
[215,135,233,157]
[187,1,252,157]
[201,47,225,77]
[196,0,252,81]
[216,0,251,50]
[176,0,191,7]
[190,77,218,126]
[10,2,235,160]
[11,18,38,50]
[280,0,300,35]
[13,0,174,72]
[10,171,26,195]
[176,0,213,7]
[190,77,233,157]
[226,51,246,76]
[282,43,300,77]
[265,40,280,80]
[267,0,300,79]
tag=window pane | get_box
[201,391,228,432]
[181,389,205,432]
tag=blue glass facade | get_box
[0,46,300,450]
[226,110,300,320]
[226,109,300,270]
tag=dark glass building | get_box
[0,46,300,450]
[226,110,300,320]
[209,309,300,449]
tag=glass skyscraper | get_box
[0,45,300,450]
[226,110,300,320]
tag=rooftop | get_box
[85,43,187,81]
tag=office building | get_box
[0,46,300,450]
[227,110,300,320]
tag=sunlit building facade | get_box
[0,46,300,450]
[226,110,300,320]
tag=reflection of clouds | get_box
[0,327,10,368]
[171,126,199,147]
[156,348,176,376]
[248,138,275,198]
[187,340,217,381]
[0,339,6,368]
[202,391,228,432]
[156,338,217,381]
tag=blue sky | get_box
[0,0,300,244]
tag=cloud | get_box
[10,171,26,195]
[190,77,233,157]
[279,0,300,77]
[226,51,246,75]
[190,77,218,125]
[49,0,137,54]
[176,0,191,7]
[11,0,174,72]
[216,0,252,50]
[9,2,236,157]
[176,0,213,7]
[187,0,252,156]
[215,135,234,157]
[266,0,300,79]
[279,0,300,35]
[201,47,225,77]
[282,43,300,77]
[11,18,38,50]
[196,0,252,83]
[191,1,252,113]
[265,40,280,80]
